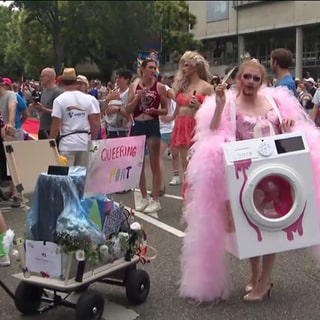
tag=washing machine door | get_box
[242,165,306,231]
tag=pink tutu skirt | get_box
[171,116,195,148]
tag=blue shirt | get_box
[89,88,98,99]
[15,93,27,129]
[275,74,297,97]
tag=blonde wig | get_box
[235,59,267,96]
[173,51,211,93]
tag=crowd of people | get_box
[1,47,320,307]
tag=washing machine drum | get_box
[242,166,306,231]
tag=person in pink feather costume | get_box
[180,59,320,303]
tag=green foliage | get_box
[153,1,203,63]
[4,10,54,78]
[0,0,201,80]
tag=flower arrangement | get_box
[56,222,147,270]
[55,231,100,267]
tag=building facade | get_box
[188,0,320,79]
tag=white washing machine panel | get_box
[223,131,320,259]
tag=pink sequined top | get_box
[236,108,281,141]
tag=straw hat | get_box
[77,75,89,87]
[61,68,77,81]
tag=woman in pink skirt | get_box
[168,51,213,198]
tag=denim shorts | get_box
[161,132,171,144]
[130,119,160,139]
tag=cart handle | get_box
[138,245,157,264]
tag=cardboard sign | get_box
[3,139,60,193]
[85,136,146,194]
[25,240,62,278]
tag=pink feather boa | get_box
[180,86,320,302]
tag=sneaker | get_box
[135,198,150,212]
[10,196,21,208]
[143,199,161,213]
[0,254,10,267]
[169,176,181,185]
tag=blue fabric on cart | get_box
[26,166,88,241]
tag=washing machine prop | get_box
[223,131,320,259]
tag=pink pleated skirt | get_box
[171,116,195,148]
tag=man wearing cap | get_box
[77,74,104,139]
[49,68,100,167]
[33,67,63,139]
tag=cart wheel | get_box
[125,269,150,305]
[75,290,104,320]
[14,282,43,314]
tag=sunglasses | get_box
[243,73,261,82]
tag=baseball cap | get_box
[305,77,316,85]
[3,77,13,87]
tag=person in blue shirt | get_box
[88,80,99,99]
[270,48,297,96]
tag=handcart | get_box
[2,137,151,320]
[12,255,150,320]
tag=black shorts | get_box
[107,130,128,139]
[130,119,160,139]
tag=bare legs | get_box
[159,140,168,191]
[0,211,7,233]
[170,146,180,176]
[244,254,276,301]
[179,146,189,171]
[138,138,161,201]
[147,138,161,201]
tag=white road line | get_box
[0,206,11,212]
[134,188,183,201]
[130,208,186,238]
[115,201,185,238]
[147,212,159,219]
[161,193,183,201]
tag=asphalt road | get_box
[1,155,320,320]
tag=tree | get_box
[4,1,202,79]
[0,5,22,78]
[12,0,63,74]
[4,9,54,78]
[77,1,156,78]
[153,1,203,63]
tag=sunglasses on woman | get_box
[243,73,261,82]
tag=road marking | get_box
[133,210,185,238]
[120,190,186,238]
[148,212,159,219]
[134,188,183,201]
[160,193,183,201]
[0,206,11,212]
[118,201,185,238]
